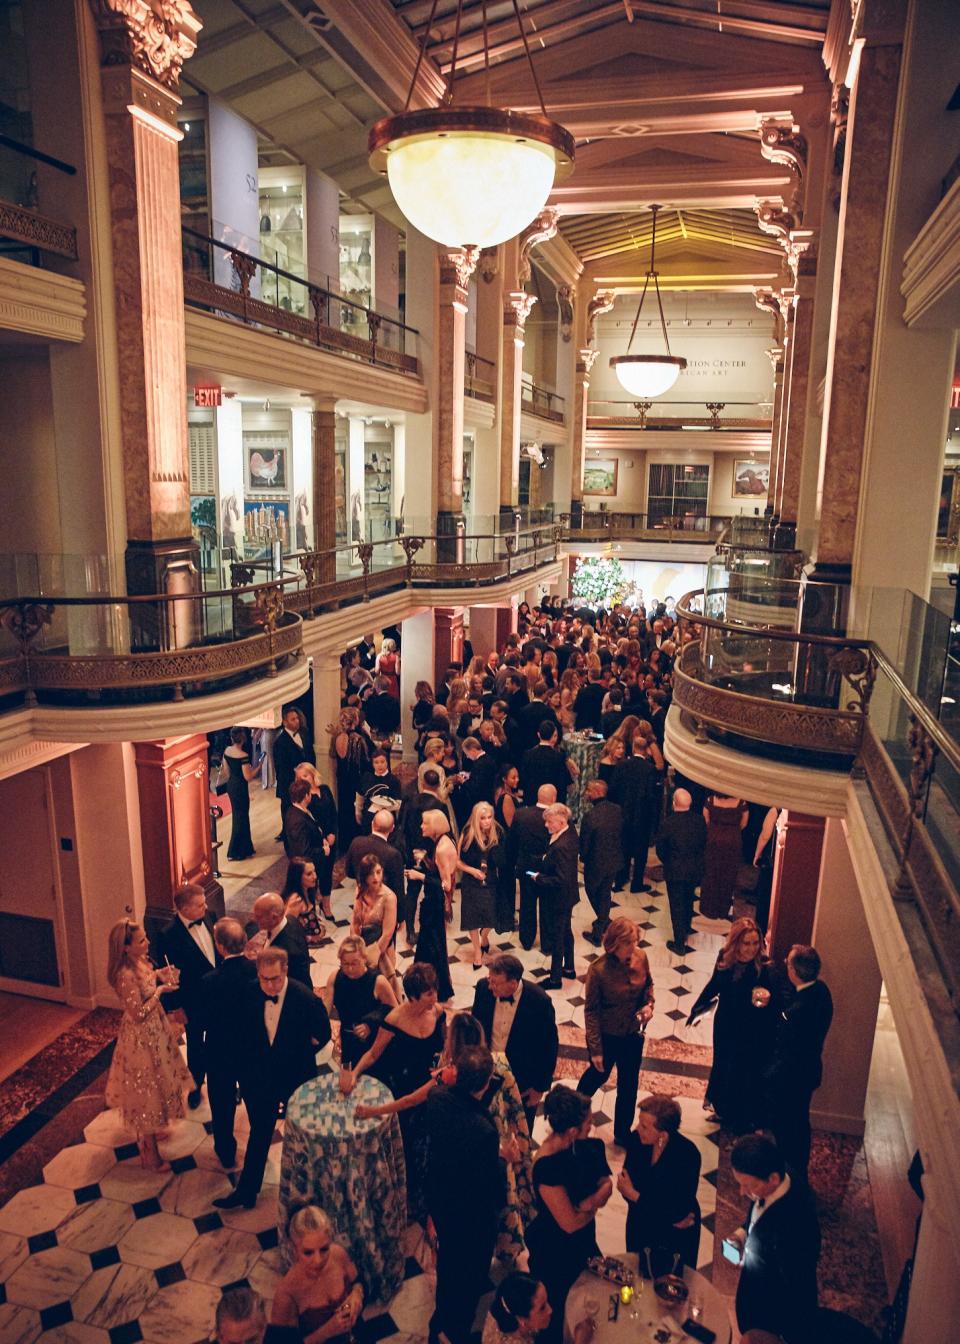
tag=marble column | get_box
[765,345,786,519]
[778,264,817,523]
[312,398,337,583]
[312,651,343,791]
[767,810,826,964]
[434,607,465,687]
[92,0,202,599]
[570,349,599,527]
[813,31,905,577]
[399,609,435,763]
[500,290,538,512]
[437,247,478,537]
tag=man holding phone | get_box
[727,1135,820,1343]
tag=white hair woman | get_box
[457,801,506,970]
[271,1205,364,1343]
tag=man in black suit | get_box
[573,668,606,730]
[655,787,708,954]
[214,946,331,1210]
[728,1134,820,1343]
[520,720,573,804]
[532,803,580,988]
[511,783,554,950]
[766,945,834,1182]
[247,893,312,989]
[579,780,623,945]
[283,778,327,869]
[345,809,407,937]
[198,918,257,1172]
[156,882,221,1108]
[424,1046,507,1344]
[513,682,560,754]
[473,953,558,1134]
[272,707,315,836]
[609,745,658,893]
[451,736,498,827]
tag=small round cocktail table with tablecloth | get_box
[279,1071,407,1306]
[564,1252,731,1344]
[564,732,604,823]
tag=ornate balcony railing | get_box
[521,379,565,423]
[587,399,772,431]
[0,135,78,265]
[465,349,496,402]
[565,511,732,543]
[182,227,419,376]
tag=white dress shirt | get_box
[285,727,304,749]
[491,981,523,1053]
[263,977,289,1046]
[748,1173,791,1231]
[179,912,215,966]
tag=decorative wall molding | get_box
[586,290,616,345]
[901,176,960,328]
[90,0,202,92]
[518,208,559,287]
[0,256,87,343]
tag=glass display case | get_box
[339,213,373,334]
[364,435,393,540]
[335,438,348,546]
[258,166,306,313]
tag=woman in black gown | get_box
[406,839,454,1002]
[333,707,371,855]
[618,1094,701,1277]
[687,916,779,1130]
[295,762,338,918]
[526,1087,613,1344]
[223,727,258,860]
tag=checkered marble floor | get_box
[0,873,726,1344]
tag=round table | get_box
[563,732,604,823]
[279,1071,407,1306]
[564,1253,730,1344]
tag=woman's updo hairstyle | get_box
[288,1204,332,1244]
[543,1084,591,1135]
[490,1272,541,1333]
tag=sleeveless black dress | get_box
[225,752,254,860]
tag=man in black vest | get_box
[655,787,708,954]
[198,918,257,1172]
[766,944,834,1182]
[579,779,623,945]
[472,953,558,1134]
[214,947,330,1210]
[156,882,221,1108]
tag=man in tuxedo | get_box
[423,1046,507,1344]
[199,918,257,1172]
[272,707,315,836]
[511,783,554,950]
[609,742,658,893]
[513,681,560,754]
[451,736,498,827]
[573,668,606,730]
[728,1135,820,1343]
[656,787,708,954]
[766,945,834,1182]
[520,720,573,803]
[472,953,558,1134]
[531,803,580,988]
[579,780,623,945]
[215,1286,267,1344]
[247,893,312,989]
[283,778,327,869]
[156,882,220,1108]
[214,947,330,1210]
[345,810,407,940]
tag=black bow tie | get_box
[188,919,204,928]
[263,993,279,1005]
[756,1198,766,1210]
[496,995,515,1004]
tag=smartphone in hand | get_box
[721,1236,743,1265]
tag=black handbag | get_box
[736,862,760,895]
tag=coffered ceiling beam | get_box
[550,175,793,213]
[621,1,825,45]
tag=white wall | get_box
[374,217,401,315]
[207,97,260,287]
[614,559,707,607]
[305,168,340,284]
[291,408,313,549]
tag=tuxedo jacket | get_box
[736,1184,820,1342]
[472,978,558,1094]
[509,804,549,871]
[273,728,315,802]
[344,833,405,905]
[243,918,312,991]
[535,827,580,909]
[198,955,257,1067]
[655,810,708,885]
[514,700,561,754]
[284,804,326,868]
[239,977,331,1104]
[573,682,606,730]
[579,799,624,883]
[520,744,570,804]
[768,979,834,1093]
[155,913,220,1017]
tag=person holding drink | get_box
[457,801,507,970]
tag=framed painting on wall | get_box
[582,458,618,496]
[733,459,770,497]
[937,467,960,545]
[246,445,287,492]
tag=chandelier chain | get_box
[405,0,441,112]
[625,204,674,357]
[446,1,465,106]
[510,0,549,117]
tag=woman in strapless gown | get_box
[270,1206,364,1344]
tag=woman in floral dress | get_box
[104,918,191,1171]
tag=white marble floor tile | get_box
[159,1168,233,1220]
[71,1261,157,1331]
[81,1111,137,1151]
[42,1143,117,1192]
[0,1230,29,1283]
[156,1120,208,1161]
[247,1245,284,1306]
[56,1199,135,1255]
[217,1188,279,1235]
[192,1134,247,1173]
[138,1279,221,1343]
[5,1246,92,1310]
[97,1160,173,1205]
[0,1303,41,1344]
[0,1187,77,1239]
[386,1271,437,1333]
[117,1212,199,1270]
[38,1322,110,1343]
[180,1226,262,1287]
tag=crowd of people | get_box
[105,597,836,1344]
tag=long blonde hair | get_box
[107,919,142,989]
[459,801,501,855]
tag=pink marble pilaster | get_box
[313,400,337,582]
[571,348,598,507]
[766,346,786,512]
[779,271,816,522]
[437,248,477,516]
[500,291,537,509]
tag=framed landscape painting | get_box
[582,459,618,496]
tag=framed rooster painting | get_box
[246,444,287,492]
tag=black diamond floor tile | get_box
[643,905,659,913]
[109,1320,143,1344]
[131,1197,162,1220]
[203,1120,215,1134]
[675,964,693,975]
[454,936,472,945]
[193,1212,223,1235]
[665,1008,686,1021]
[154,1262,186,1288]
[90,1245,121,1270]
[223,1277,251,1293]
[114,1142,140,1162]
[74,1182,102,1204]
[28,1229,57,1253]
[673,985,691,997]
[567,995,585,1006]
[40,1301,73,1330]
[638,940,651,949]
[257,1226,279,1250]
[170,1155,197,1174]
[591,1111,611,1126]
[0,1282,6,1306]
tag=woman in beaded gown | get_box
[104,918,191,1171]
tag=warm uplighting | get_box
[611,204,686,397]
[370,108,572,249]
[368,1,574,250]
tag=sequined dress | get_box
[105,963,192,1137]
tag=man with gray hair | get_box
[530,802,579,989]
[656,787,708,955]
[510,783,556,950]
[214,1285,266,1344]
[199,918,256,1172]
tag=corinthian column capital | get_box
[90,0,202,91]
[577,347,600,377]
[504,291,537,333]
[439,245,480,291]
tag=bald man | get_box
[246,892,312,988]
[656,788,708,954]
[511,783,556,950]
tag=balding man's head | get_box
[214,917,246,957]
[673,788,692,812]
[537,784,558,805]
[585,779,607,802]
[252,892,284,931]
[371,810,394,837]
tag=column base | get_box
[436,510,465,564]
[125,537,201,651]
[771,519,797,551]
[570,500,584,529]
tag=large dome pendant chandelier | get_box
[610,204,687,398]
[368,0,574,250]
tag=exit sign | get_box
[194,385,222,407]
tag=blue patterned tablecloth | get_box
[564,732,604,824]
[279,1070,407,1305]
